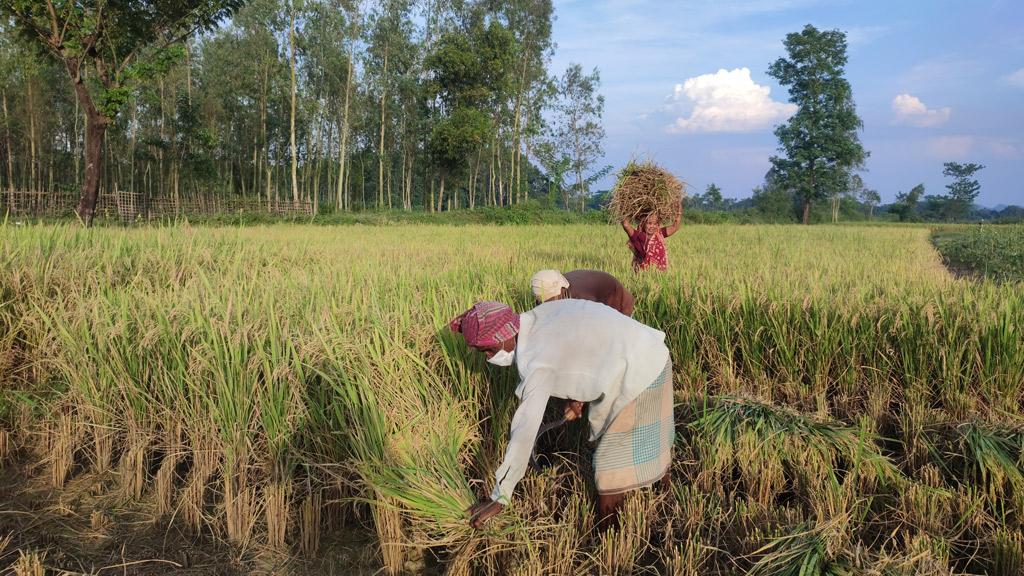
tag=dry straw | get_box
[608,159,686,224]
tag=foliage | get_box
[428,107,491,178]
[891,184,925,222]
[859,188,881,219]
[932,224,1024,282]
[547,64,609,210]
[767,25,867,224]
[941,162,985,221]
[0,0,569,215]
[0,0,246,224]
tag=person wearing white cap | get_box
[530,269,634,316]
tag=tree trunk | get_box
[577,168,585,212]
[61,56,110,227]
[158,79,166,198]
[488,145,495,206]
[289,5,300,207]
[378,44,389,209]
[436,173,445,212]
[404,152,413,211]
[469,149,481,210]
[129,98,138,193]
[496,147,504,207]
[27,79,37,192]
[2,91,13,195]
[78,111,108,226]
[511,55,529,205]
[802,199,811,225]
[266,166,273,207]
[74,96,81,190]
[337,49,353,211]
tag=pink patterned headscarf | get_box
[449,301,520,348]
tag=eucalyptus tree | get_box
[365,0,416,209]
[550,64,608,211]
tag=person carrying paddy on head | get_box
[531,269,635,316]
[449,299,674,531]
[609,159,686,272]
[621,210,682,272]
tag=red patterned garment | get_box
[449,301,520,347]
[628,228,668,272]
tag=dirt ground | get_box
[0,463,382,576]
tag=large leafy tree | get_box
[0,0,246,225]
[426,19,514,210]
[767,24,866,225]
[942,161,984,221]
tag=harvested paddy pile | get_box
[608,160,686,223]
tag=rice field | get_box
[0,222,1022,575]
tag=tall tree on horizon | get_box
[942,161,984,221]
[767,24,866,225]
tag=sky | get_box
[549,0,1024,206]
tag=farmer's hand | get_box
[564,400,584,421]
[467,497,504,529]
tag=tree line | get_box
[682,160,1011,224]
[0,0,608,225]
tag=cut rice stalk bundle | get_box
[359,407,481,547]
[689,396,903,493]
[608,159,686,225]
[748,519,854,576]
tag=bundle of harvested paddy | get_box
[608,160,685,224]
[360,406,479,547]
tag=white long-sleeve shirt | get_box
[489,299,670,504]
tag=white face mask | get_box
[487,348,516,367]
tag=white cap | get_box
[531,270,570,302]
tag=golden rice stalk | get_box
[359,421,478,548]
[12,550,45,576]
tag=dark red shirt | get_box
[563,269,634,316]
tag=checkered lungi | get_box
[593,358,674,495]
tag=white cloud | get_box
[989,140,1021,158]
[892,94,951,127]
[845,25,890,46]
[926,136,973,159]
[1002,68,1024,88]
[665,68,796,133]
[901,57,984,92]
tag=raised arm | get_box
[621,218,636,237]
[663,212,683,237]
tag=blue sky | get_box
[550,0,1024,206]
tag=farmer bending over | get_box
[621,211,682,272]
[449,299,674,530]
[531,269,635,316]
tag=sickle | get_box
[529,416,569,469]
